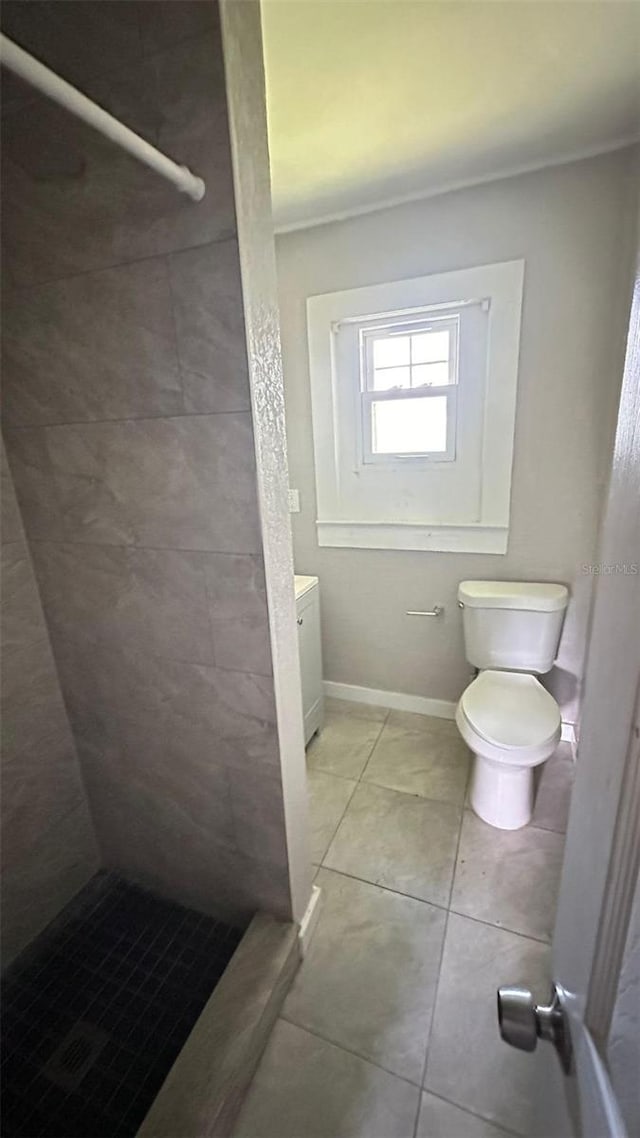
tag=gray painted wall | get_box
[277,149,637,722]
[2,0,292,925]
[1,442,98,966]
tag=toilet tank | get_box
[458,581,569,673]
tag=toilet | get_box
[456,580,569,830]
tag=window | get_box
[359,315,459,462]
[307,261,524,554]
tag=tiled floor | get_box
[1,874,242,1138]
[235,699,573,1138]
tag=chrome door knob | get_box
[497,985,538,1052]
[497,983,572,1073]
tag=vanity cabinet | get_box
[294,575,324,745]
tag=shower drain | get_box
[43,1021,109,1092]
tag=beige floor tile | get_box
[532,743,575,833]
[308,768,357,864]
[425,913,550,1135]
[386,710,459,735]
[307,709,385,779]
[451,812,565,941]
[417,1092,514,1138]
[363,721,470,805]
[283,867,446,1083]
[325,696,389,722]
[324,782,461,906]
[234,1019,420,1138]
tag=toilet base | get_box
[470,754,534,830]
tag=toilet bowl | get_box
[456,669,561,829]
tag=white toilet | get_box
[456,580,569,830]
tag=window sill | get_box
[316,519,508,554]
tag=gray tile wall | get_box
[1,1,291,924]
[1,443,99,966]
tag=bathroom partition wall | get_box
[1,1,299,926]
[1,442,99,965]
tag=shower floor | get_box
[1,873,243,1138]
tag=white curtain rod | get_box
[0,33,206,202]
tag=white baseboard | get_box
[298,884,322,957]
[324,679,578,748]
[324,680,456,720]
[561,721,578,758]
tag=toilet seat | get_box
[456,670,562,827]
[459,670,561,754]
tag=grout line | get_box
[327,770,465,818]
[414,810,462,1119]
[315,864,552,946]
[447,768,473,910]
[358,710,392,784]
[526,819,568,837]
[278,1014,423,1091]
[447,908,551,946]
[307,762,360,786]
[358,772,467,815]
[35,627,273,686]
[3,232,238,295]
[318,709,469,813]
[447,803,467,910]
[412,1086,423,1138]
[25,537,262,560]
[316,864,450,916]
[163,248,189,418]
[309,711,388,787]
[312,770,359,865]
[460,804,567,845]
[415,907,450,1133]
[356,712,388,774]
[420,1088,521,1137]
[415,785,469,1132]
[5,407,253,431]
[414,913,449,1137]
[0,538,27,550]
[314,709,389,862]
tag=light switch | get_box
[288,489,301,513]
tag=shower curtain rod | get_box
[0,34,206,202]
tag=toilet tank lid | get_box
[458,580,569,612]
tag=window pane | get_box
[411,330,450,363]
[372,366,411,391]
[412,362,450,387]
[373,336,410,369]
[371,396,447,454]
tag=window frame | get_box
[306,260,524,554]
[358,313,460,465]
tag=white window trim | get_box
[307,260,524,555]
[359,314,459,464]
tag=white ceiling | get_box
[261,0,640,230]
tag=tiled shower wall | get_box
[1,1,292,923]
[1,442,99,965]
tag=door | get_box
[497,265,640,1136]
[296,581,324,744]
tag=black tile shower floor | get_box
[1,873,243,1138]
